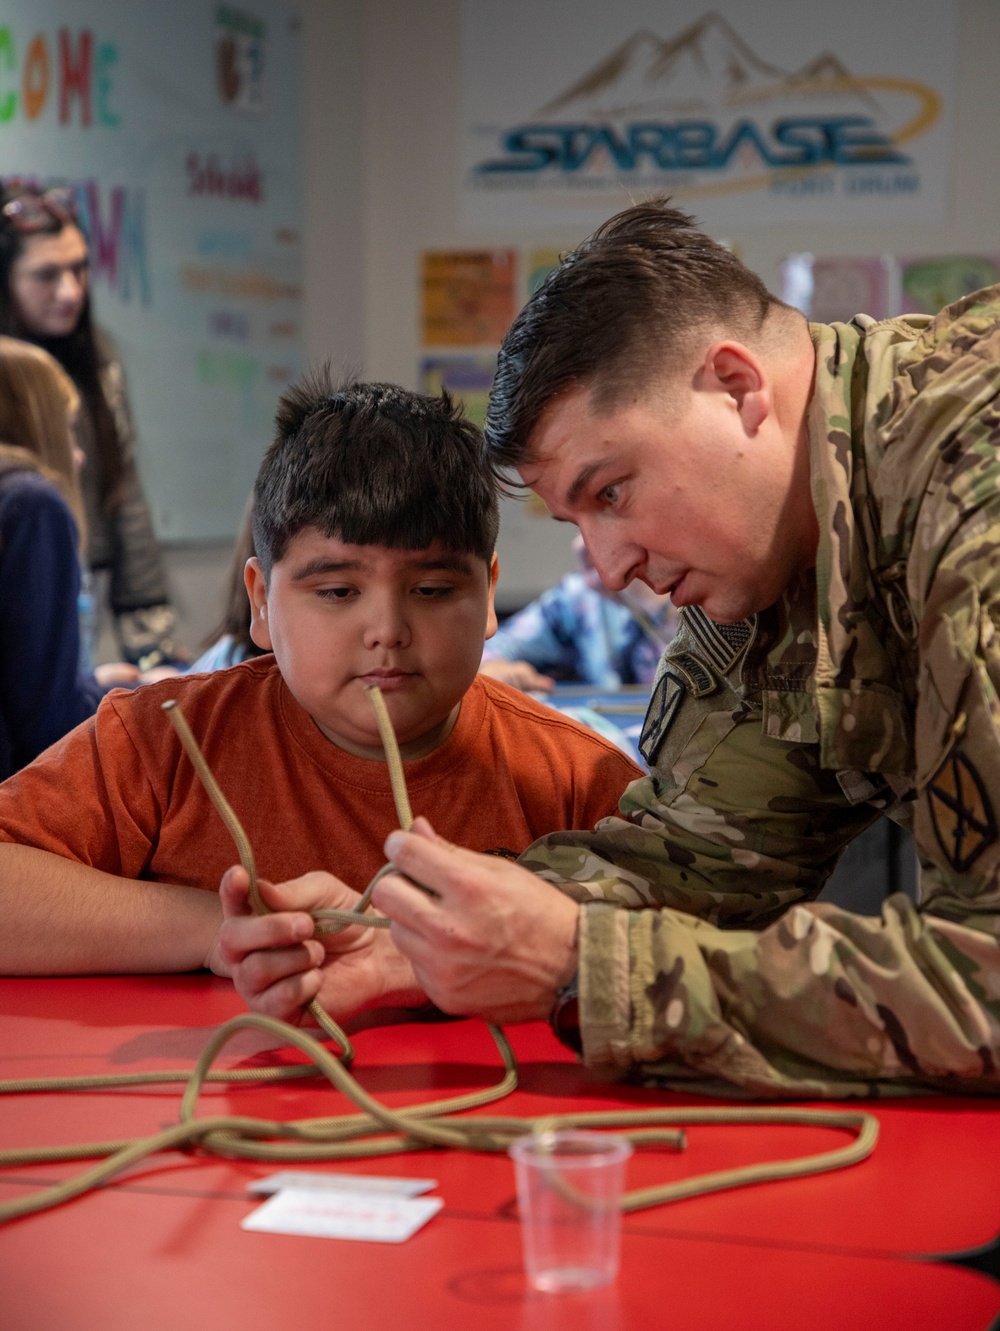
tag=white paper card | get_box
[241,1188,444,1242]
[247,1171,437,1198]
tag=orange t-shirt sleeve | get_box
[0,691,161,875]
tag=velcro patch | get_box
[836,769,889,807]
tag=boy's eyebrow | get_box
[408,554,476,574]
[290,557,368,581]
[289,553,478,581]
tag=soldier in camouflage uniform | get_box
[363,200,1000,1099]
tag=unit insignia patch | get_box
[928,751,998,873]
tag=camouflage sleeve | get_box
[576,889,1000,1098]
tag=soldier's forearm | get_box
[577,895,1000,1097]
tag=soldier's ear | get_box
[702,342,770,434]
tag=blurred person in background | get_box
[0,183,180,670]
[480,533,677,692]
[187,498,267,674]
[0,336,153,779]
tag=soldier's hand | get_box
[210,866,424,1024]
[373,817,579,1024]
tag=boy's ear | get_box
[701,341,770,435]
[244,557,273,651]
[484,552,500,640]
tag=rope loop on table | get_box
[0,690,879,1225]
[0,1009,877,1225]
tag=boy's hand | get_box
[210,866,425,1024]
[373,817,579,1024]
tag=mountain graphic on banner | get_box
[538,12,881,119]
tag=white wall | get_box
[299,0,366,379]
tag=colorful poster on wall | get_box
[899,256,1000,314]
[421,250,516,347]
[462,1,957,232]
[420,355,496,428]
[1,1,302,540]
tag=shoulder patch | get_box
[928,751,998,873]
[639,654,719,767]
[639,671,685,766]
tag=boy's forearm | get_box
[0,843,222,975]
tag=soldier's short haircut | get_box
[483,197,791,474]
[253,369,499,580]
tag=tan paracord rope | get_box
[0,687,878,1225]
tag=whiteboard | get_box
[1,0,303,540]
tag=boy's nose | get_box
[363,598,411,650]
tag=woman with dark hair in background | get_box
[0,336,146,779]
[0,183,180,669]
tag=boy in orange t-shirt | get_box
[0,374,641,1019]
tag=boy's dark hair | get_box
[253,370,499,578]
[483,197,792,473]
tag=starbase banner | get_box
[462,2,957,231]
[1,0,302,540]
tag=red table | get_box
[2,975,999,1331]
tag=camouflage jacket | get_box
[522,286,1000,1098]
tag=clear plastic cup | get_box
[509,1129,632,1293]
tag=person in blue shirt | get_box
[480,534,677,692]
[0,336,147,779]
